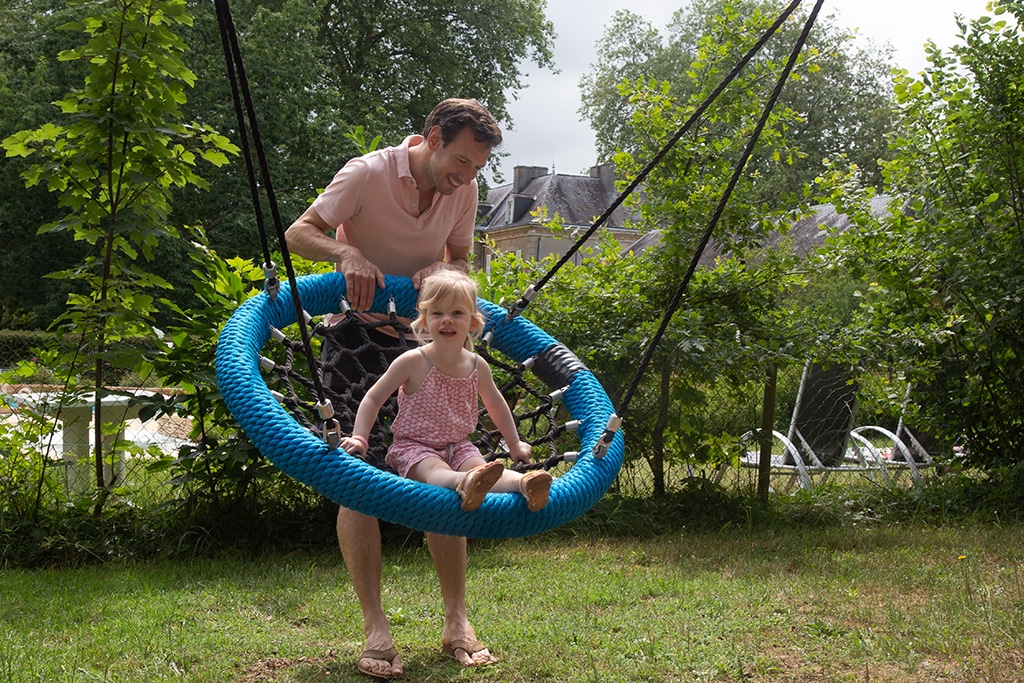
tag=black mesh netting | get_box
[260,312,580,474]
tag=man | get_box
[284,98,502,679]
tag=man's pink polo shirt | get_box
[311,135,477,279]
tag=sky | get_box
[493,0,991,184]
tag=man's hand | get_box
[283,207,385,311]
[411,260,449,290]
[341,248,385,312]
[411,258,468,290]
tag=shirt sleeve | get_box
[310,157,370,231]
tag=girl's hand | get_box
[508,440,532,465]
[341,434,368,456]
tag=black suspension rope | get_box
[213,0,337,441]
[212,0,822,464]
[504,0,805,321]
[213,0,274,289]
[614,0,826,424]
[213,0,582,470]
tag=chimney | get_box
[589,163,616,194]
[513,165,549,193]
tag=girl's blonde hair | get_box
[412,269,485,350]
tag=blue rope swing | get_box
[215,273,624,538]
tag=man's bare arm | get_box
[284,206,384,311]
[445,243,470,273]
[285,206,351,262]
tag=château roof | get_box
[478,164,639,231]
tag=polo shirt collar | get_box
[397,135,424,180]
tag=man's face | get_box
[426,126,492,195]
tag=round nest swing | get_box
[215,273,624,538]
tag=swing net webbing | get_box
[263,311,582,476]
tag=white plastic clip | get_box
[269,327,286,344]
[521,356,536,370]
[269,390,286,403]
[258,356,276,372]
[562,451,579,463]
[339,295,352,314]
[387,297,397,318]
[564,419,581,433]
[481,329,493,348]
[549,385,569,403]
[592,413,622,459]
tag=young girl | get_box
[340,269,552,512]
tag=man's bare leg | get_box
[337,506,403,678]
[427,532,498,667]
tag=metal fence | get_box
[1,383,191,509]
[594,353,943,497]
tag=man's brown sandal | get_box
[442,638,497,667]
[358,645,402,679]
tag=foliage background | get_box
[3,0,1024,568]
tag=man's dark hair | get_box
[423,98,503,149]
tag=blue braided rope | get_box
[215,273,624,538]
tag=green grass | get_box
[2,521,1022,682]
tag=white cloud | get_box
[494,0,990,184]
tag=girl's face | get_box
[423,292,477,345]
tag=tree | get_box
[0,0,93,328]
[551,0,865,495]
[577,10,687,165]
[579,0,896,204]
[0,0,557,326]
[826,1,1024,471]
[171,0,556,259]
[3,0,237,508]
[480,219,826,498]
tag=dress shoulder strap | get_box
[418,347,433,369]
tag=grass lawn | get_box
[1,520,1022,682]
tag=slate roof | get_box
[478,166,639,231]
[773,195,893,258]
[622,195,894,265]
